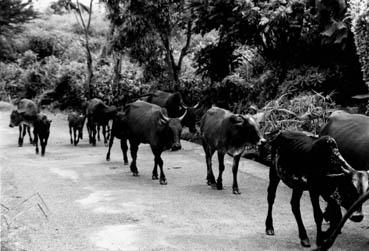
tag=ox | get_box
[200,107,265,194]
[68,112,85,146]
[265,131,364,247]
[9,98,38,146]
[111,100,186,184]
[34,113,51,156]
[146,90,199,134]
[86,98,117,146]
[320,110,369,221]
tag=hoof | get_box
[152,175,158,180]
[132,172,139,177]
[300,238,311,247]
[233,189,241,195]
[124,161,129,165]
[106,157,110,161]
[266,228,274,236]
[160,179,167,185]
[216,183,223,190]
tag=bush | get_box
[28,34,64,59]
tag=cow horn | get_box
[178,109,187,122]
[192,102,200,109]
[326,173,345,178]
[336,152,355,174]
[160,111,170,122]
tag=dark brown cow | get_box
[109,101,186,184]
[320,110,369,222]
[86,98,117,146]
[9,99,38,146]
[265,131,364,248]
[200,106,265,194]
[68,112,85,146]
[145,90,199,134]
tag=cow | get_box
[68,112,85,146]
[145,90,199,134]
[265,131,365,248]
[9,99,38,146]
[200,106,266,194]
[86,98,117,146]
[105,111,129,165]
[110,100,186,184]
[34,113,51,156]
[320,110,369,222]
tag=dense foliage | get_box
[0,0,368,131]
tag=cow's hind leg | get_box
[216,151,225,190]
[97,125,101,141]
[265,166,280,236]
[121,139,128,165]
[26,125,33,144]
[232,155,241,194]
[106,134,114,161]
[129,141,139,176]
[202,141,216,186]
[291,188,310,247]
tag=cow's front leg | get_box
[266,166,280,236]
[18,125,24,147]
[232,155,241,194]
[69,126,73,144]
[309,189,324,246]
[34,132,39,154]
[41,137,48,156]
[216,151,225,190]
[73,128,78,146]
[291,188,310,247]
[91,125,97,146]
[153,149,166,185]
[129,142,139,176]
[97,125,101,141]
[102,125,108,146]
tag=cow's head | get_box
[9,110,24,127]
[229,114,266,146]
[313,136,366,222]
[180,102,200,133]
[159,109,187,151]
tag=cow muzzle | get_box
[171,143,182,151]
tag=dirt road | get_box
[1,106,368,251]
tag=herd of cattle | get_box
[7,90,369,248]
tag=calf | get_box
[9,98,38,146]
[68,112,85,146]
[34,114,51,156]
[86,98,117,146]
[112,101,186,184]
[200,106,265,194]
[265,131,364,247]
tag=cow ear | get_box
[230,115,243,124]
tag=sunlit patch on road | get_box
[49,167,79,181]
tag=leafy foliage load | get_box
[350,0,369,88]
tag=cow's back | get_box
[18,99,38,118]
[201,107,230,148]
[320,111,369,170]
[124,101,162,143]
